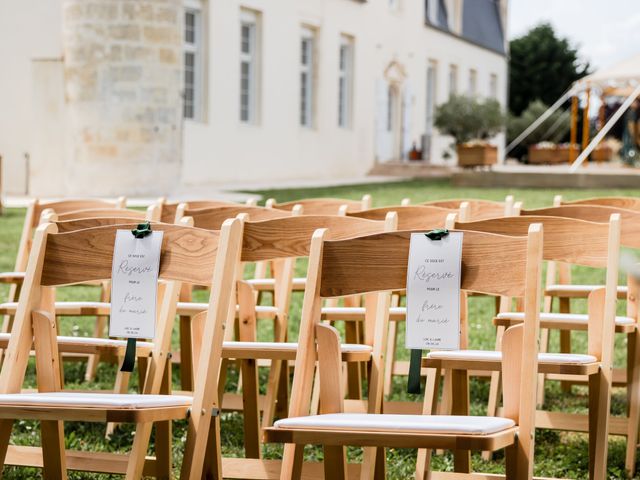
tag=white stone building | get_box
[0,0,508,196]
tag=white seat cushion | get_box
[274,413,515,435]
[0,333,153,349]
[496,312,635,326]
[546,284,628,294]
[223,341,372,353]
[427,349,597,364]
[0,392,192,409]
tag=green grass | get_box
[1,179,640,479]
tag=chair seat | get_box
[546,284,628,298]
[274,413,515,435]
[0,333,153,356]
[0,301,111,316]
[496,311,634,326]
[0,392,192,409]
[427,349,596,365]
[0,272,25,284]
[222,341,372,361]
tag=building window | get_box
[240,10,259,124]
[300,27,315,128]
[338,36,354,128]
[183,4,203,120]
[449,64,458,97]
[426,60,437,132]
[468,69,477,95]
[490,73,498,99]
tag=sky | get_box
[509,0,640,71]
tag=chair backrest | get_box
[522,205,640,249]
[240,214,395,262]
[0,220,242,395]
[156,198,257,223]
[49,207,147,222]
[560,196,640,212]
[14,198,126,272]
[288,225,543,441]
[412,195,516,220]
[452,215,616,268]
[179,205,293,230]
[267,195,371,215]
[347,205,454,230]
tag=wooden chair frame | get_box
[0,219,242,479]
[428,214,621,480]
[266,225,543,480]
[266,194,372,216]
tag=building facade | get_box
[0,0,508,196]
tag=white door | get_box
[376,80,400,162]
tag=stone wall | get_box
[61,0,182,196]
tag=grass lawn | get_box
[1,179,639,479]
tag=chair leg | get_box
[625,331,640,477]
[155,420,172,480]
[504,440,519,480]
[559,297,572,393]
[415,367,441,480]
[451,369,471,473]
[536,327,550,407]
[345,320,362,399]
[276,360,290,419]
[589,369,611,480]
[124,422,154,480]
[200,416,223,480]
[434,369,451,456]
[324,445,347,480]
[280,443,305,480]
[241,358,261,458]
[484,324,506,461]
[383,320,398,397]
[84,314,107,382]
[41,420,67,480]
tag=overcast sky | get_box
[509,0,640,70]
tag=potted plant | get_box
[434,95,506,167]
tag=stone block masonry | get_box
[61,0,182,195]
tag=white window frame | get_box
[426,60,437,133]
[240,10,259,124]
[300,26,315,128]
[338,35,354,129]
[449,64,458,97]
[183,1,204,121]
[490,73,498,99]
[468,68,477,95]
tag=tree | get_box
[435,95,506,145]
[509,23,589,116]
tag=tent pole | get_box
[504,88,573,156]
[581,88,591,166]
[569,95,579,163]
[570,83,640,172]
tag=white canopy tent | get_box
[506,53,640,170]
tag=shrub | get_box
[434,95,506,145]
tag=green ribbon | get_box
[407,229,450,394]
[132,222,153,239]
[119,222,153,372]
[425,229,449,241]
[120,338,137,372]
[407,349,423,394]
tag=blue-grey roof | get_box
[461,0,505,54]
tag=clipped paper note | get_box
[405,232,463,350]
[109,230,163,339]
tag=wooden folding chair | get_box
[266,194,372,215]
[520,203,640,475]
[265,224,544,480]
[0,218,242,479]
[179,213,394,479]
[424,214,620,480]
[155,197,258,223]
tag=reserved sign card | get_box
[109,230,163,339]
[405,232,463,350]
